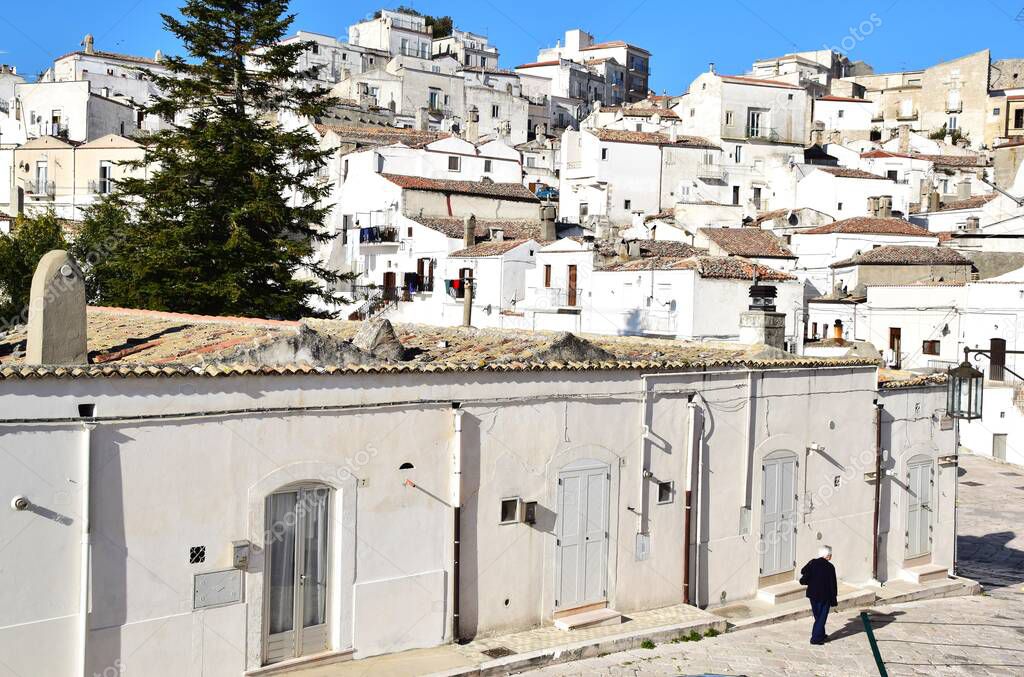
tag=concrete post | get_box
[25,250,88,365]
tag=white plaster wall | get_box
[960,385,1024,467]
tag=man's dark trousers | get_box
[810,600,830,643]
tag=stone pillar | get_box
[25,250,88,365]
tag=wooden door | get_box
[567,265,578,306]
[760,454,797,576]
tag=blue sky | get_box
[2,1,1023,91]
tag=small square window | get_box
[788,93,794,100]
[601,148,609,160]
[500,498,521,524]
[837,202,843,211]
[407,226,413,237]
[484,159,492,173]
[657,481,674,504]
[838,110,845,118]
[189,545,206,564]
[624,199,631,210]
[922,340,940,355]
[448,156,461,171]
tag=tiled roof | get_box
[314,124,448,148]
[698,228,795,258]
[720,75,803,90]
[927,193,997,213]
[414,217,551,241]
[459,65,517,75]
[860,149,988,167]
[57,49,160,66]
[816,166,889,180]
[382,174,540,202]
[580,41,649,55]
[515,60,560,69]
[595,240,706,259]
[993,138,1024,150]
[604,106,679,119]
[817,95,872,103]
[801,217,932,236]
[0,307,875,380]
[600,255,795,280]
[751,209,789,226]
[449,239,533,257]
[878,369,948,390]
[830,245,972,268]
[591,128,720,149]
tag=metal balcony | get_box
[530,286,583,308]
[26,180,55,198]
[697,163,726,181]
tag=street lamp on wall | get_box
[946,360,983,420]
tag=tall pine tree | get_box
[76,0,343,319]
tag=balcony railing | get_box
[26,180,55,197]
[721,124,797,144]
[697,163,726,181]
[896,110,918,121]
[345,285,399,321]
[389,17,429,33]
[358,226,399,244]
[88,179,114,194]
[530,286,583,308]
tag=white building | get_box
[348,9,434,58]
[559,128,724,229]
[14,81,138,143]
[790,216,939,297]
[433,29,499,69]
[0,300,955,676]
[536,29,650,103]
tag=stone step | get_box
[901,563,950,585]
[755,580,805,606]
[553,607,623,631]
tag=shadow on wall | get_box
[86,427,129,676]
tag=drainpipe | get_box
[691,402,707,608]
[78,403,96,677]
[683,399,701,605]
[872,402,884,583]
[450,404,464,643]
[741,371,757,517]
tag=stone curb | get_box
[425,617,728,677]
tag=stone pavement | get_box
[518,453,1024,676]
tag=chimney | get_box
[965,215,980,232]
[463,215,476,249]
[957,179,971,200]
[898,124,910,154]
[833,319,844,341]
[415,106,429,131]
[82,34,95,55]
[928,190,941,212]
[490,227,504,242]
[627,240,641,259]
[709,62,716,74]
[540,204,557,241]
[466,106,480,143]
[669,126,678,143]
[25,251,88,365]
[739,279,787,350]
[867,196,880,216]
[878,195,892,218]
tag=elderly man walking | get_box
[800,545,838,645]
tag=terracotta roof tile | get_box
[600,255,795,280]
[830,245,972,268]
[603,106,680,119]
[817,166,890,180]
[817,95,872,103]
[860,149,988,167]
[449,239,533,257]
[591,128,719,149]
[801,217,932,236]
[698,228,794,258]
[720,75,803,90]
[314,124,448,148]
[57,49,160,66]
[515,60,560,69]
[0,306,875,379]
[382,174,539,202]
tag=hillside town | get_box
[1,4,1023,677]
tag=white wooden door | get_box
[906,461,933,558]
[760,454,797,576]
[265,487,330,664]
[556,462,609,609]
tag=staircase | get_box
[755,580,806,606]
[900,563,949,585]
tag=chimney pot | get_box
[833,319,843,341]
[463,215,476,248]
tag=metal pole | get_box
[860,612,889,677]
[872,402,884,582]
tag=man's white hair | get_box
[818,545,833,558]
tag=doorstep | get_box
[866,574,980,606]
[712,583,873,631]
[245,649,354,676]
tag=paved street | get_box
[520,453,1024,676]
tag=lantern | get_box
[946,361,983,420]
